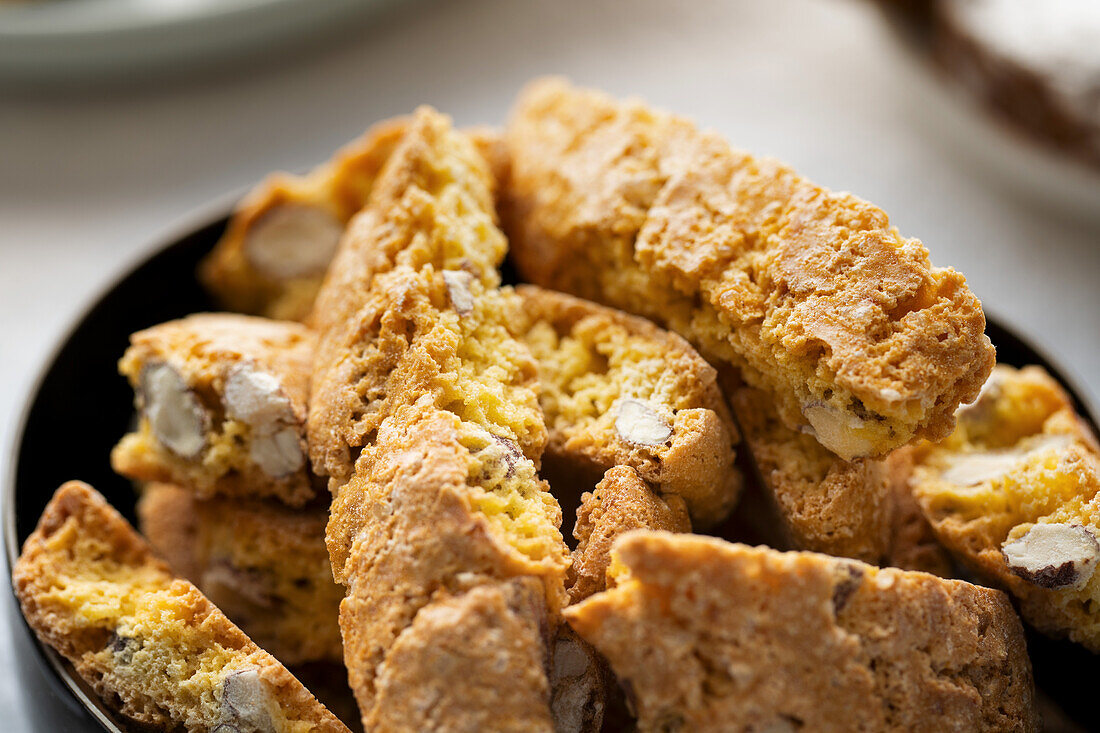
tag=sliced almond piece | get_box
[1003,523,1100,590]
[614,398,672,447]
[244,204,343,280]
[140,362,208,459]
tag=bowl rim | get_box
[4,200,1099,730]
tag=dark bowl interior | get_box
[5,211,1098,731]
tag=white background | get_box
[1,0,1097,727]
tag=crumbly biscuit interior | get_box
[30,515,311,732]
[913,365,1100,648]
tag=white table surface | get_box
[1,0,1097,727]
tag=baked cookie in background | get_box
[112,313,318,506]
[908,364,1100,651]
[199,120,508,324]
[502,77,995,462]
[518,285,741,528]
[13,481,348,733]
[566,531,1037,733]
[200,117,410,321]
[137,483,344,667]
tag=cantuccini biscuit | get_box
[909,365,1100,650]
[518,285,741,528]
[502,78,995,461]
[112,313,318,506]
[729,378,952,574]
[200,118,409,321]
[308,109,531,487]
[138,483,344,667]
[569,465,690,604]
[566,531,1037,732]
[556,466,692,732]
[308,109,567,729]
[729,383,894,564]
[13,481,347,733]
[331,402,564,732]
[200,120,508,323]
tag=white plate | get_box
[0,0,399,83]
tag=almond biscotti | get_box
[199,119,508,323]
[200,117,409,321]
[729,383,894,564]
[566,531,1037,732]
[503,78,995,461]
[569,465,690,604]
[908,364,1100,650]
[138,483,344,667]
[112,313,318,506]
[308,109,568,729]
[518,285,741,527]
[13,481,347,733]
[331,402,564,732]
[308,108,530,487]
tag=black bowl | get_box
[5,208,1098,731]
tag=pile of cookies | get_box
[14,78,1100,732]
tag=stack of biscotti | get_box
[14,78,1073,732]
[108,312,347,671]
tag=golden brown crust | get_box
[138,483,344,666]
[308,110,567,729]
[308,108,506,354]
[13,481,347,733]
[569,466,690,604]
[307,109,534,487]
[565,531,1037,733]
[199,121,506,324]
[369,579,554,733]
[112,313,318,506]
[503,77,995,461]
[518,285,741,527]
[200,117,410,321]
[332,402,566,725]
[882,448,955,576]
[729,384,893,564]
[910,365,1100,650]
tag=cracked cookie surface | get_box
[308,109,567,730]
[503,77,994,461]
[569,465,690,604]
[565,531,1036,732]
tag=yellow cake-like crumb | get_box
[138,484,344,666]
[112,313,317,506]
[14,482,347,733]
[911,365,1100,650]
[518,285,741,526]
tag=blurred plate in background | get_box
[0,0,402,84]
[877,0,1100,225]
